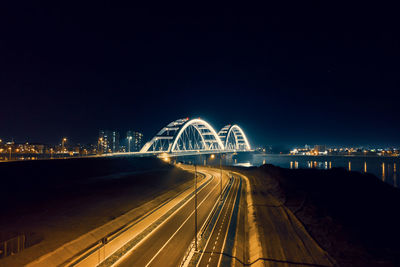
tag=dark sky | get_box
[1,3,399,147]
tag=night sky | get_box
[1,3,399,147]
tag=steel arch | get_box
[140,118,224,153]
[218,124,251,151]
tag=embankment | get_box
[0,156,193,266]
[240,164,400,267]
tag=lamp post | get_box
[127,136,132,153]
[210,153,222,199]
[220,154,223,200]
[194,156,198,251]
[61,138,67,153]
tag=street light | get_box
[127,136,132,153]
[8,147,12,161]
[220,154,223,200]
[62,138,67,153]
[193,156,198,251]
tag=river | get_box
[230,154,400,187]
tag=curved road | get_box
[114,166,239,267]
[196,174,242,267]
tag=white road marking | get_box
[195,171,234,267]
[143,176,222,267]
[217,177,241,267]
[113,170,216,267]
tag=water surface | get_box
[231,154,400,187]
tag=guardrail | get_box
[0,235,25,259]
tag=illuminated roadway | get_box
[114,166,241,267]
[196,174,241,267]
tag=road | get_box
[114,166,235,267]
[196,174,242,267]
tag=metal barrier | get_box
[0,234,25,258]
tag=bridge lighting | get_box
[159,153,170,163]
[218,124,251,151]
[210,154,215,159]
[140,118,250,153]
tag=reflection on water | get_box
[235,162,252,167]
[244,154,400,187]
[305,161,331,169]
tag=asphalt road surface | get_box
[197,175,242,267]
[115,167,229,267]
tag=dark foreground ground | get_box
[0,156,193,265]
[239,164,400,267]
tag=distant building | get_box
[314,145,327,154]
[111,131,120,152]
[99,130,120,153]
[127,131,144,152]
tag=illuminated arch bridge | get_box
[140,118,251,154]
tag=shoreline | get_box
[235,163,400,267]
[253,153,400,158]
